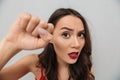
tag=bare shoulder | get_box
[24,54,39,63]
[22,54,39,68]
[26,54,42,79]
[0,54,40,80]
[19,54,42,79]
[13,53,40,72]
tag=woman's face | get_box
[52,15,85,65]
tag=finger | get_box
[37,28,53,48]
[32,20,48,37]
[47,23,54,34]
[26,16,40,33]
[39,20,48,29]
[15,13,31,30]
[38,27,53,41]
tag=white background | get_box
[0,0,120,80]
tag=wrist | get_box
[0,38,21,55]
[0,39,21,69]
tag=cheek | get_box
[82,39,85,46]
[81,39,85,49]
[53,38,66,53]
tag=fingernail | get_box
[38,27,47,36]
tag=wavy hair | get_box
[38,8,94,80]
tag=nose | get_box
[71,37,80,48]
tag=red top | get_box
[39,68,46,80]
[35,68,46,80]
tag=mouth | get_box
[68,52,79,59]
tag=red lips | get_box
[68,52,78,59]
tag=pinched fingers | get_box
[30,20,54,48]
[7,12,54,49]
[15,13,54,37]
[31,20,54,37]
[36,27,53,48]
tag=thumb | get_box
[37,27,53,47]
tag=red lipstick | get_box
[68,52,78,59]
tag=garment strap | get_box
[40,68,46,80]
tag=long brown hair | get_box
[38,8,94,80]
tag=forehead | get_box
[55,15,84,30]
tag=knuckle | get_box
[31,16,40,23]
[40,20,48,29]
[19,12,31,21]
[47,23,54,33]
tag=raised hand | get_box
[4,13,54,50]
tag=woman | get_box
[0,8,94,80]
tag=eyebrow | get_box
[60,27,73,31]
[60,27,85,32]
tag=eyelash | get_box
[62,32,70,39]
[61,32,85,39]
[78,32,85,38]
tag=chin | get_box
[67,59,78,64]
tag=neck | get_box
[58,66,69,80]
[58,60,69,80]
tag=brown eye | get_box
[78,32,85,38]
[62,32,70,39]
